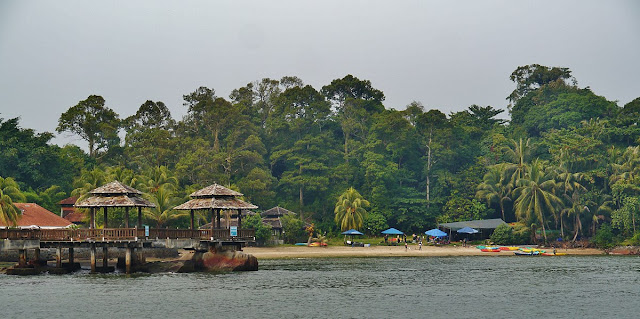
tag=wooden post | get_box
[137,207,142,228]
[103,207,108,228]
[211,208,215,231]
[216,209,221,229]
[90,208,95,229]
[18,249,27,268]
[56,246,62,268]
[90,244,96,273]
[102,245,108,269]
[34,248,40,262]
[125,207,130,228]
[190,209,194,230]
[68,247,74,265]
[237,209,242,229]
[125,246,132,274]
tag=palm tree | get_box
[0,177,25,226]
[140,166,178,194]
[71,168,109,199]
[476,164,512,221]
[334,187,370,231]
[143,186,185,228]
[556,170,586,239]
[0,188,21,226]
[503,138,531,186]
[513,160,563,244]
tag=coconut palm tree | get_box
[556,170,586,239]
[143,186,185,228]
[140,166,178,194]
[513,160,563,244]
[503,138,531,186]
[476,164,512,221]
[0,188,21,226]
[334,187,370,231]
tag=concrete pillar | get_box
[90,208,95,229]
[103,207,108,228]
[137,207,142,228]
[102,245,108,269]
[56,246,62,268]
[190,210,194,230]
[18,249,27,268]
[90,244,96,273]
[68,247,74,264]
[125,207,130,228]
[125,246,133,274]
[34,248,40,262]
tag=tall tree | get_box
[0,177,25,226]
[476,164,512,221]
[513,160,563,243]
[57,95,120,158]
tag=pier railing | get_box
[0,228,255,242]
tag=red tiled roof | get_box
[0,203,73,228]
[59,196,78,206]
[64,211,86,223]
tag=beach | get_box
[243,245,603,259]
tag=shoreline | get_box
[243,245,604,259]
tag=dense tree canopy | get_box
[2,65,638,246]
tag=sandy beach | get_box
[243,245,603,259]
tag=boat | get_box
[514,251,540,256]
[481,248,501,252]
[541,252,567,256]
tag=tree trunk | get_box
[299,186,304,222]
[425,129,432,207]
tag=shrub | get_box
[490,224,513,245]
[591,224,618,249]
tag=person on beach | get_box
[405,242,408,251]
[384,234,388,244]
[419,241,422,250]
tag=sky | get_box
[1,0,638,148]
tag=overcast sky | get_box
[1,0,638,147]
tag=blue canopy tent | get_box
[341,229,364,246]
[425,229,448,237]
[381,228,404,235]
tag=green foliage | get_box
[440,191,490,223]
[592,224,619,249]
[363,211,388,235]
[243,214,272,246]
[281,214,306,244]
[490,224,513,245]
[334,187,370,231]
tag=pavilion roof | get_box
[89,181,143,195]
[74,181,155,208]
[261,206,296,217]
[174,197,258,210]
[75,195,155,208]
[189,183,243,198]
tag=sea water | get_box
[1,256,639,319]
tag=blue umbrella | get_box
[425,228,448,237]
[457,227,479,234]
[381,228,404,235]
[341,229,364,235]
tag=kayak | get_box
[499,246,519,251]
[481,248,501,252]
[541,252,567,256]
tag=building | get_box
[0,203,73,229]
[59,196,85,226]
[261,206,296,245]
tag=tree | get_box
[503,138,531,186]
[243,214,272,246]
[476,164,512,221]
[513,160,563,243]
[507,64,575,104]
[57,95,120,158]
[281,214,306,244]
[334,187,370,231]
[143,186,185,228]
[0,177,24,226]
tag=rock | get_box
[193,248,258,272]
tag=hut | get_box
[74,181,156,229]
[59,196,86,226]
[261,206,296,244]
[174,183,258,230]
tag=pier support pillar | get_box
[56,246,62,268]
[102,245,108,269]
[125,246,133,274]
[34,248,40,262]
[18,249,27,268]
[90,244,96,273]
[68,247,74,264]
